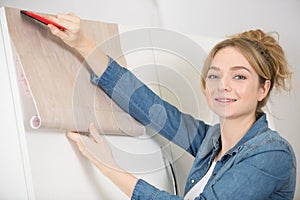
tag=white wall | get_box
[1,0,299,199]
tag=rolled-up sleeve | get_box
[132,179,183,200]
[91,57,127,97]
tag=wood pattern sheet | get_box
[5,7,144,136]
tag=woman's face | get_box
[204,46,268,120]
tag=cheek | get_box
[205,80,218,91]
[236,84,260,102]
[204,87,213,106]
[204,84,211,97]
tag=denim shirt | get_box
[91,57,296,200]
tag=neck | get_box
[216,114,256,160]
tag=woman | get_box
[47,13,296,199]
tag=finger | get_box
[41,14,54,21]
[89,123,102,143]
[70,128,119,169]
[66,131,99,166]
[48,23,60,34]
[89,123,108,145]
[66,131,80,142]
[42,14,69,29]
[48,24,73,41]
[46,14,79,32]
[57,13,80,23]
[79,132,111,164]
[56,13,80,32]
[54,18,79,33]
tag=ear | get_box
[258,80,271,101]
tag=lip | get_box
[215,98,237,104]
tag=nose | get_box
[218,76,231,92]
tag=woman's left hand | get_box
[67,123,121,172]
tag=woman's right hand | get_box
[45,13,95,58]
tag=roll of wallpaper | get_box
[6,7,145,136]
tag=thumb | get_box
[66,131,80,142]
[89,123,103,143]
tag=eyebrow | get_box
[209,66,252,73]
[231,66,252,73]
[208,66,220,71]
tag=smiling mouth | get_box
[215,98,237,103]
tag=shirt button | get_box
[191,179,195,184]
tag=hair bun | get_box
[231,29,292,92]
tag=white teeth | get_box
[217,98,236,102]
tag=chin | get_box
[210,107,227,117]
[211,109,237,120]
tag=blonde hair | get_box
[201,29,292,117]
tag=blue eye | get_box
[207,74,219,79]
[234,75,247,80]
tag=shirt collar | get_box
[235,113,269,147]
[212,113,269,155]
